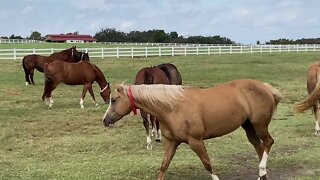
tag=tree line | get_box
[94,28,234,44]
[2,29,320,45]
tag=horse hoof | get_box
[155,139,161,142]
[95,103,99,107]
[257,175,267,180]
[80,106,84,109]
[315,131,320,136]
[147,144,153,150]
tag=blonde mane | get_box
[121,84,186,110]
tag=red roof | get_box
[45,34,96,41]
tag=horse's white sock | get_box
[258,151,268,177]
[211,174,219,180]
[80,98,84,108]
[146,135,152,150]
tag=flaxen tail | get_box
[263,83,283,105]
[294,70,320,113]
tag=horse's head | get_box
[102,85,132,127]
[100,82,111,103]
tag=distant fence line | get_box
[1,44,320,60]
[0,39,44,43]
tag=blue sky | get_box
[0,0,319,44]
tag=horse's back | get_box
[307,62,320,94]
[181,79,278,138]
[157,63,182,85]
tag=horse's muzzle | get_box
[103,115,113,127]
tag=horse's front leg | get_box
[88,84,98,107]
[141,111,152,150]
[188,138,219,180]
[158,138,180,180]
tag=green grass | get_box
[1,52,320,179]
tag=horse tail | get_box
[294,69,320,113]
[263,83,283,117]
[22,56,31,84]
[263,83,283,106]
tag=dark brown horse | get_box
[22,46,88,85]
[42,61,110,109]
[134,63,182,150]
[103,80,283,180]
[294,62,320,136]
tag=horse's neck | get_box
[93,67,108,90]
[135,100,166,120]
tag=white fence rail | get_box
[1,44,320,60]
[0,39,44,43]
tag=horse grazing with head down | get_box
[22,46,89,85]
[294,61,320,136]
[135,63,182,150]
[42,61,111,109]
[102,79,282,180]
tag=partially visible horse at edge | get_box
[102,79,283,180]
[42,61,110,109]
[134,63,182,150]
[22,46,89,85]
[294,61,320,136]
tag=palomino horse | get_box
[42,61,111,108]
[22,46,88,85]
[294,61,320,135]
[135,63,182,150]
[102,79,283,180]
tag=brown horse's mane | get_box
[120,84,185,110]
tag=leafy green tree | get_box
[29,31,41,40]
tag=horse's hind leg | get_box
[80,84,90,108]
[29,69,35,85]
[251,120,274,180]
[42,80,58,109]
[141,111,152,150]
[154,118,162,142]
[312,104,320,136]
[88,85,99,107]
[242,120,264,159]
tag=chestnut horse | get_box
[294,61,320,136]
[102,79,283,180]
[42,61,111,109]
[135,63,182,150]
[22,46,88,85]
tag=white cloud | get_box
[119,21,135,31]
[22,6,34,14]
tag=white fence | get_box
[1,44,320,60]
[0,39,44,44]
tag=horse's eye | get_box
[111,98,116,103]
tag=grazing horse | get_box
[135,63,182,150]
[42,61,111,109]
[102,79,283,180]
[294,61,320,135]
[22,46,88,85]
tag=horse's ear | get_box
[115,85,124,94]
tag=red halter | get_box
[128,86,137,115]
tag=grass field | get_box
[1,52,320,180]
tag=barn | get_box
[45,34,96,43]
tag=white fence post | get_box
[219,46,221,54]
[145,47,148,57]
[51,48,54,53]
[230,45,232,54]
[131,47,134,58]
[159,47,161,57]
[196,47,199,55]
[240,45,243,54]
[314,44,316,51]
[185,47,187,56]
[208,47,210,55]
[33,48,36,54]
[101,48,104,59]
[13,48,16,60]
[250,45,253,53]
[116,47,119,59]
[172,47,174,56]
